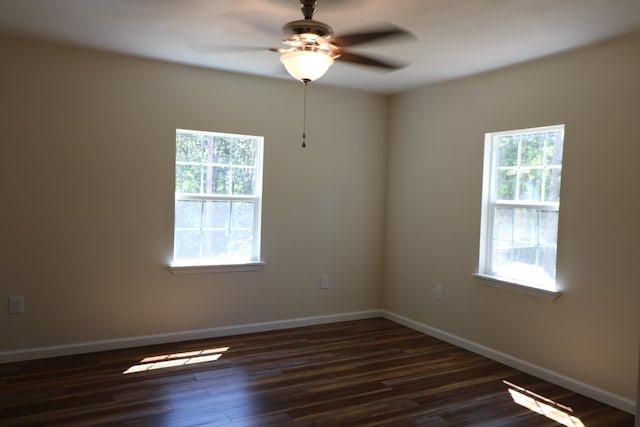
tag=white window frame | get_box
[169,129,265,274]
[474,124,564,300]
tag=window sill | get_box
[472,273,561,300]
[169,261,265,275]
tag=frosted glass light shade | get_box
[280,50,334,82]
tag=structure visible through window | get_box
[173,129,263,266]
[478,125,564,290]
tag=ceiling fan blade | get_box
[191,44,274,54]
[269,47,293,53]
[337,51,407,70]
[333,25,414,48]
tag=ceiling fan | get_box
[214,0,413,147]
[266,0,414,83]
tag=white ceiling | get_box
[1,0,640,94]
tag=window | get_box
[171,129,264,272]
[476,125,564,297]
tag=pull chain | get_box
[302,78,310,148]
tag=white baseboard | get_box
[381,310,636,415]
[0,310,382,364]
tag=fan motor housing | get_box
[283,20,333,38]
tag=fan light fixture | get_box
[269,0,411,147]
[280,49,334,82]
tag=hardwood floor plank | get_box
[0,318,634,426]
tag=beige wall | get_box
[0,36,387,350]
[384,31,640,401]
[2,29,639,406]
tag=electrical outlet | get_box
[321,274,329,289]
[435,285,444,301]
[9,296,24,314]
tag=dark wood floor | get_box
[0,318,634,426]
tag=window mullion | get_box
[227,200,233,258]
[541,136,548,202]
[199,200,205,259]
[515,138,522,202]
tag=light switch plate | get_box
[321,274,329,289]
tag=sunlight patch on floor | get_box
[123,347,229,374]
[504,380,585,427]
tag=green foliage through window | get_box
[175,132,259,196]
[494,130,563,203]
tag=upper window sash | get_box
[487,124,565,140]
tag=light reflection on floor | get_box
[504,380,586,427]
[123,347,229,374]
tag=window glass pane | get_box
[203,201,230,229]
[202,166,229,195]
[513,208,537,245]
[491,239,512,274]
[493,207,513,240]
[202,230,229,258]
[175,164,202,193]
[231,202,254,230]
[545,131,564,166]
[496,135,519,167]
[231,138,258,166]
[511,246,537,268]
[544,168,562,202]
[496,169,516,200]
[212,137,231,164]
[175,200,202,228]
[232,167,256,195]
[539,211,558,245]
[518,169,542,201]
[538,245,557,279]
[174,230,202,260]
[176,133,204,163]
[520,133,544,166]
[229,230,253,258]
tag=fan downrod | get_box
[300,0,318,20]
